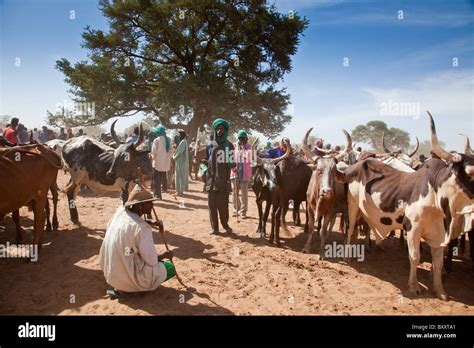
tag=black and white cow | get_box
[62,121,153,223]
[341,112,473,301]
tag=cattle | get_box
[341,112,473,300]
[190,140,207,180]
[261,140,312,247]
[301,128,350,255]
[1,138,60,233]
[61,120,153,223]
[381,132,419,168]
[0,144,61,249]
[445,134,474,273]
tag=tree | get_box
[53,0,308,139]
[351,120,411,152]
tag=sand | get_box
[0,171,473,315]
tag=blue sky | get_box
[1,0,473,150]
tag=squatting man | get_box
[99,184,176,295]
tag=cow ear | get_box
[335,170,346,183]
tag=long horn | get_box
[301,128,318,165]
[335,129,352,160]
[382,132,391,153]
[460,133,472,154]
[132,122,144,149]
[407,136,419,157]
[315,146,334,155]
[272,139,290,164]
[428,111,453,162]
[251,137,259,149]
[110,120,123,146]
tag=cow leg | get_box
[262,200,271,238]
[406,229,422,296]
[302,207,316,254]
[345,200,359,247]
[256,199,263,235]
[269,205,276,244]
[12,210,24,244]
[120,182,130,204]
[431,246,448,301]
[275,205,282,247]
[399,230,405,248]
[459,233,466,255]
[318,215,331,259]
[293,201,301,226]
[32,198,46,251]
[469,230,473,272]
[45,198,52,232]
[280,201,289,234]
[51,183,59,231]
[444,237,457,274]
[65,180,79,223]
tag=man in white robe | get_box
[99,185,175,294]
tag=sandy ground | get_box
[0,171,473,315]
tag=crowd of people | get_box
[1,117,83,145]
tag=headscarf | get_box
[151,125,170,151]
[237,130,248,139]
[211,118,230,146]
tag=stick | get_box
[151,207,187,288]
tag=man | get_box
[32,128,39,142]
[126,127,139,144]
[17,124,29,143]
[205,118,235,234]
[99,184,176,294]
[150,125,171,199]
[58,127,67,140]
[231,130,252,219]
[66,128,74,139]
[264,137,290,159]
[173,130,189,197]
[2,117,20,144]
[39,126,49,143]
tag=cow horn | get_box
[315,146,334,155]
[301,128,318,165]
[428,111,454,162]
[272,139,290,164]
[251,137,260,150]
[460,133,472,154]
[382,132,391,153]
[110,120,123,146]
[335,129,352,160]
[132,122,144,149]
[407,137,419,157]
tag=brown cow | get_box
[0,144,61,248]
[301,128,349,256]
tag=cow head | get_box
[106,120,152,180]
[301,128,348,198]
[381,132,419,167]
[252,138,290,191]
[429,111,474,188]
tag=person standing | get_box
[205,118,235,235]
[2,117,20,144]
[66,128,74,139]
[231,130,252,219]
[150,125,171,199]
[173,130,189,197]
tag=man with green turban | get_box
[231,130,252,219]
[205,118,235,234]
[173,130,189,197]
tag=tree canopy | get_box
[52,0,308,138]
[351,120,411,152]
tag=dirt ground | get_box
[0,171,473,315]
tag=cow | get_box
[61,120,153,223]
[300,128,350,255]
[266,140,312,247]
[341,112,473,300]
[1,137,60,233]
[445,134,474,273]
[0,144,62,249]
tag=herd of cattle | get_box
[0,111,472,302]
